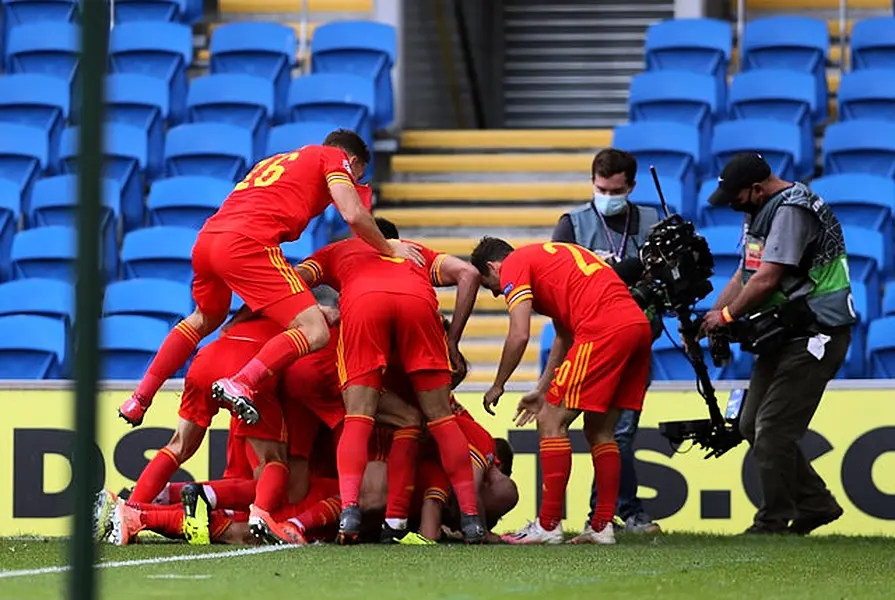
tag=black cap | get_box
[708,153,772,207]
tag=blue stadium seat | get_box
[267,121,341,156]
[850,281,874,324]
[0,74,70,171]
[288,74,376,147]
[310,21,397,129]
[612,121,702,209]
[697,177,744,227]
[837,69,895,121]
[209,22,296,123]
[10,225,75,281]
[836,322,865,379]
[104,278,192,327]
[728,69,816,178]
[30,175,121,278]
[740,16,829,123]
[100,315,170,380]
[183,0,202,24]
[629,175,685,218]
[644,18,731,107]
[652,318,737,380]
[699,226,743,278]
[539,320,555,374]
[0,123,50,209]
[120,226,196,283]
[822,119,895,177]
[629,70,719,167]
[59,123,148,231]
[0,314,66,378]
[5,22,80,90]
[867,316,895,377]
[109,21,192,124]
[105,73,170,180]
[850,17,895,70]
[0,278,74,330]
[0,179,20,281]
[810,174,895,235]
[147,176,232,229]
[281,231,315,264]
[187,74,275,163]
[165,123,253,181]
[843,226,886,316]
[884,283,895,317]
[711,119,803,180]
[113,0,187,23]
[695,275,730,312]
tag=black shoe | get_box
[337,504,363,545]
[380,523,408,544]
[460,514,485,544]
[742,522,790,535]
[790,505,844,536]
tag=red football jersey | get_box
[296,238,446,309]
[499,242,647,337]
[201,145,355,246]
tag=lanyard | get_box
[593,203,632,259]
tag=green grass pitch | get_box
[0,534,892,600]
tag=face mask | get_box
[731,188,758,214]
[593,192,628,216]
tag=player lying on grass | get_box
[473,238,653,545]
[120,129,424,429]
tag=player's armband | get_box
[325,171,353,189]
[430,254,448,286]
[296,259,324,285]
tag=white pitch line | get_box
[0,544,299,580]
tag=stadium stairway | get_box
[379,129,612,385]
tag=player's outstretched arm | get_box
[436,255,481,347]
[329,183,424,265]
[484,299,533,415]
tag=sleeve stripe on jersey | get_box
[506,285,532,308]
[430,254,448,286]
[326,173,353,187]
[506,290,533,312]
[424,488,449,504]
[296,259,323,285]
[469,446,488,472]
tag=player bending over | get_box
[471,238,652,545]
[119,129,423,427]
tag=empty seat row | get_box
[2,19,396,128]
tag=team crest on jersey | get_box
[503,282,514,296]
[342,159,351,172]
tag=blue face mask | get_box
[593,192,628,216]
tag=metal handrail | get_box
[299,0,310,74]
[840,0,849,73]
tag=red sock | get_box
[428,415,477,516]
[385,426,422,520]
[538,436,572,531]
[165,482,186,503]
[205,478,256,510]
[130,448,180,504]
[134,321,202,402]
[233,329,312,389]
[590,441,621,532]
[209,511,233,540]
[336,415,374,509]
[139,505,185,539]
[295,496,341,531]
[253,461,289,513]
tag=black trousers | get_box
[739,330,850,527]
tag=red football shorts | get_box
[547,321,652,413]
[223,422,257,480]
[456,411,496,472]
[337,292,451,390]
[177,349,221,429]
[281,338,346,431]
[191,230,317,327]
[284,399,322,459]
[231,381,287,444]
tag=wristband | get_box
[721,306,734,324]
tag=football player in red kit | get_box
[119,129,423,427]
[471,238,652,545]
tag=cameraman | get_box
[552,148,661,534]
[700,153,854,535]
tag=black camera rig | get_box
[634,167,745,459]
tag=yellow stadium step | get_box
[220,0,372,12]
[744,0,888,8]
[828,20,854,38]
[463,315,550,338]
[466,367,539,385]
[391,153,594,174]
[829,73,839,95]
[438,289,506,313]
[380,182,590,204]
[460,342,539,365]
[415,237,545,257]
[400,130,612,151]
[375,207,566,228]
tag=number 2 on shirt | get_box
[233,152,300,192]
[542,242,608,276]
